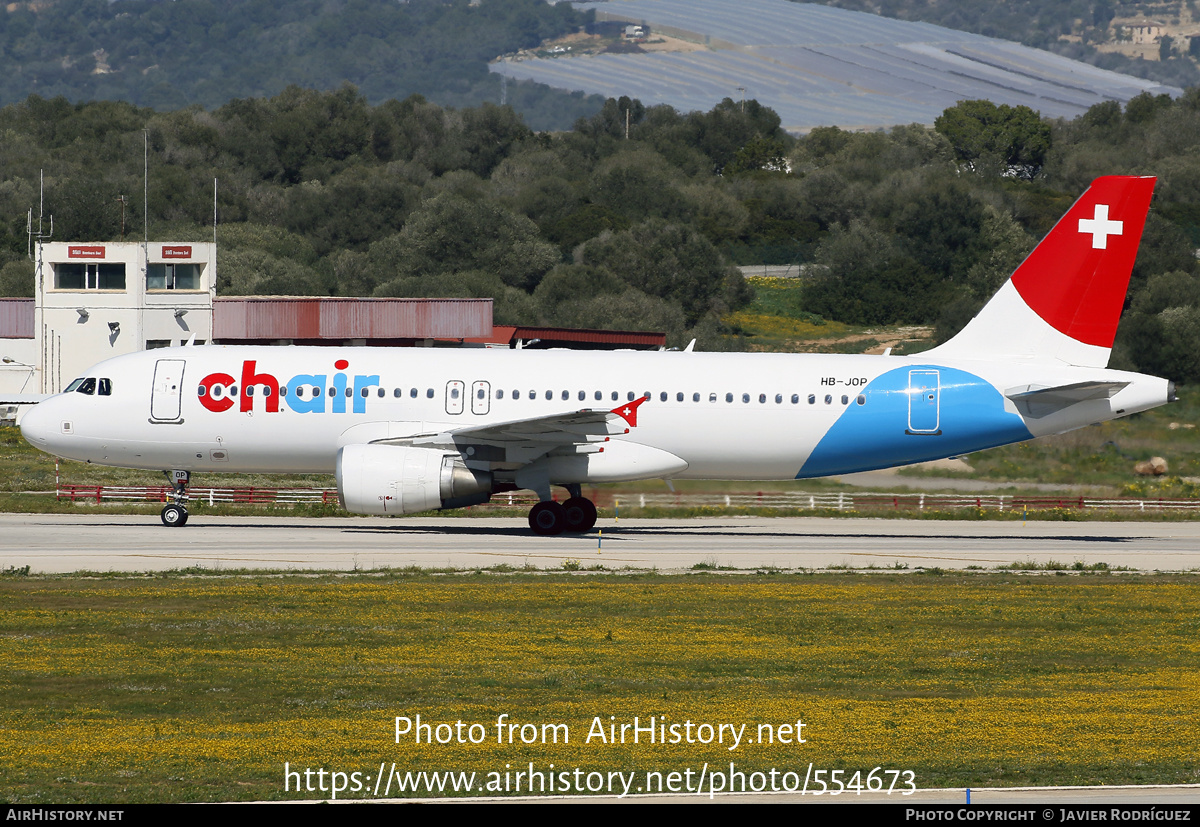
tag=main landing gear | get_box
[161,470,190,527]
[527,486,598,536]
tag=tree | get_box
[579,220,746,324]
[370,192,559,293]
[934,100,1051,180]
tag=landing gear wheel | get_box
[562,497,597,533]
[161,504,188,527]
[528,501,567,536]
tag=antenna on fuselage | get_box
[26,169,53,262]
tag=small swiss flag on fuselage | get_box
[611,395,647,427]
[1010,176,1155,349]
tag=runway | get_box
[5,513,1200,573]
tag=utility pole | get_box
[116,195,127,240]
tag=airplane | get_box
[19,175,1173,535]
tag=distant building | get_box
[1,241,217,397]
[1121,22,1165,44]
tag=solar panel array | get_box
[496,0,1179,131]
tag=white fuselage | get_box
[19,345,1172,483]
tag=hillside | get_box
[0,0,603,130]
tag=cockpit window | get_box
[65,378,85,393]
[98,378,112,396]
[75,378,96,395]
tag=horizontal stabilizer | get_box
[1005,380,1129,418]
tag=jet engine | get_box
[336,444,492,515]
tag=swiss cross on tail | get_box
[1011,176,1155,348]
[611,396,648,427]
[1078,204,1123,249]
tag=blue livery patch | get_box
[797,365,1031,478]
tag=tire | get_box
[528,500,567,536]
[562,497,597,533]
[161,504,188,527]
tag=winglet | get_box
[611,396,648,427]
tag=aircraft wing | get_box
[382,397,648,466]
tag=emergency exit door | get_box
[906,369,941,435]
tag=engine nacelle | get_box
[336,444,492,516]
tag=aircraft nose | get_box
[19,399,54,448]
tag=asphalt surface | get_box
[5,514,1200,574]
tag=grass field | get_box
[3,571,1199,802]
[725,277,934,355]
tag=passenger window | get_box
[824,395,832,405]
[561,390,569,401]
[759,394,766,403]
[775,394,782,404]
[529,390,536,400]
[410,388,418,398]
[612,391,619,402]
[345,388,352,397]
[361,388,370,398]
[279,386,287,397]
[710,393,717,403]
[578,390,586,401]
[627,391,636,401]
[451,388,460,399]
[545,390,552,400]
[660,392,668,402]
[742,393,750,403]
[477,388,485,400]
[426,388,434,398]
[725,393,733,403]
[693,393,700,402]
[247,386,255,397]
[98,378,112,396]
[676,392,684,402]
[791,394,799,404]
[496,389,504,399]
[328,387,336,397]
[394,388,402,398]
[841,395,849,405]
[595,391,602,401]
[808,394,815,404]
[857,395,865,406]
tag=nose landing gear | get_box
[161,470,190,527]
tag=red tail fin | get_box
[928,176,1155,367]
[1011,175,1155,348]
